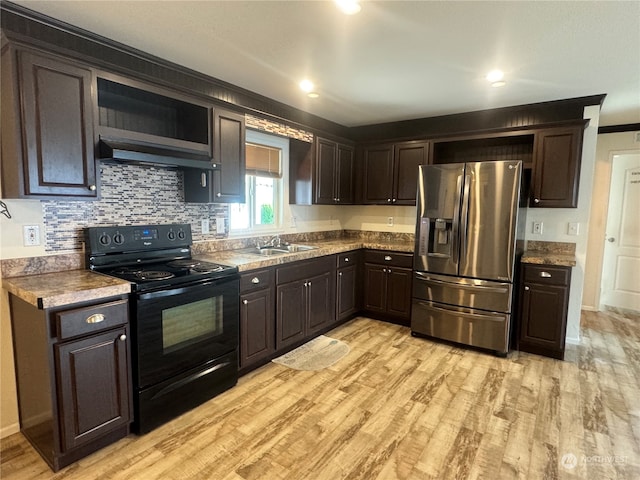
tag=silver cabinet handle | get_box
[344,257,349,262]
[119,334,127,341]
[524,286,530,291]
[308,281,311,286]
[338,272,343,276]
[534,198,540,204]
[216,193,222,197]
[86,313,104,324]
[607,237,615,243]
[384,255,392,261]
[382,268,387,273]
[392,199,397,203]
[242,299,248,305]
[540,272,552,278]
[88,184,97,191]
[251,277,260,284]
[304,282,308,287]
[200,172,207,187]
[387,198,391,203]
[212,163,217,168]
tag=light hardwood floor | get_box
[2,309,639,479]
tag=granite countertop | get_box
[522,241,577,267]
[3,270,132,309]
[196,238,414,272]
[2,238,413,308]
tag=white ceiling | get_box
[11,0,640,127]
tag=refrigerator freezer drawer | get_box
[413,272,512,313]
[411,299,510,353]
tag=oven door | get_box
[134,275,239,389]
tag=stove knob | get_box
[99,233,111,246]
[113,233,124,245]
[167,231,176,241]
[177,230,186,240]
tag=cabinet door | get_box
[393,141,429,205]
[276,281,306,350]
[362,144,394,204]
[519,282,569,357]
[19,51,97,197]
[336,144,355,204]
[386,267,413,322]
[183,169,213,203]
[314,137,338,204]
[213,108,245,203]
[307,271,335,335]
[363,263,387,314]
[337,264,358,321]
[531,126,582,208]
[55,327,130,452]
[240,288,275,368]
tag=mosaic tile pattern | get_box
[245,115,313,142]
[42,164,228,252]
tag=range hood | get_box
[99,137,215,169]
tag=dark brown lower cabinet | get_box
[239,269,275,370]
[362,250,413,325]
[9,295,131,472]
[276,256,336,350]
[518,264,572,359]
[336,251,362,322]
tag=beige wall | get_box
[583,131,640,311]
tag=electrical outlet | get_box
[216,217,225,234]
[532,221,543,235]
[201,219,210,234]
[387,216,394,226]
[290,216,297,228]
[23,225,40,246]
[568,222,580,235]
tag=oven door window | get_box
[135,276,239,389]
[162,297,223,354]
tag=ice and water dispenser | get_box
[417,217,454,258]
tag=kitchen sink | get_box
[237,244,318,256]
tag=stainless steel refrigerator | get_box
[412,160,527,355]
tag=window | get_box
[230,130,287,234]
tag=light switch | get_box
[568,222,580,235]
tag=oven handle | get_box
[138,277,237,300]
[151,361,231,400]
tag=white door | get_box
[601,153,640,312]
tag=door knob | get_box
[243,299,248,305]
[119,334,127,341]
[607,237,615,243]
[524,286,530,291]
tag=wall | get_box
[523,105,600,343]
[583,130,640,310]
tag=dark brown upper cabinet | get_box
[289,136,354,205]
[1,48,98,198]
[531,125,584,208]
[315,137,355,205]
[183,107,246,203]
[360,140,430,205]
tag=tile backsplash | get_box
[42,164,228,252]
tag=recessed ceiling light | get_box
[491,81,506,88]
[299,79,314,93]
[335,0,361,15]
[486,69,504,83]
[307,92,320,99]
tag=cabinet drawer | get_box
[276,256,335,284]
[56,299,128,340]
[364,250,413,268]
[337,251,360,268]
[523,265,570,286]
[240,268,274,293]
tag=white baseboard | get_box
[581,306,599,312]
[566,336,581,345]
[0,422,20,439]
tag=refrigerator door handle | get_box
[460,174,471,264]
[451,174,463,265]
[414,272,510,292]
[414,300,504,321]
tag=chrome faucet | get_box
[267,234,281,247]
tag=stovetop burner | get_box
[136,270,175,281]
[111,266,144,275]
[166,259,201,269]
[191,264,225,274]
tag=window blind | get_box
[245,143,282,178]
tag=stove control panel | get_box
[86,224,192,254]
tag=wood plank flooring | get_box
[2,309,639,479]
